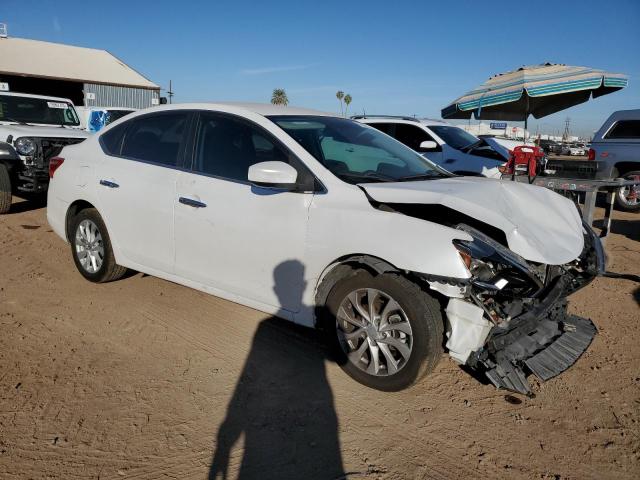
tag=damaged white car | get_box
[47,104,604,395]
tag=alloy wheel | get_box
[618,174,640,207]
[336,288,413,376]
[75,219,105,273]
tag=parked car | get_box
[590,109,640,211]
[537,139,561,155]
[75,106,137,132]
[354,116,519,178]
[0,91,89,214]
[47,103,604,395]
[561,144,586,156]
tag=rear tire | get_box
[0,164,12,214]
[615,171,640,212]
[70,208,128,282]
[325,270,443,391]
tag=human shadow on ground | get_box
[209,260,345,480]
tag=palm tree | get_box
[336,91,344,116]
[344,94,352,117]
[271,88,289,106]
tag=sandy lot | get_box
[0,197,638,479]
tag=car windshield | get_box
[0,94,80,126]
[268,115,448,184]
[429,125,479,150]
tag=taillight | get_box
[49,157,64,178]
[587,148,595,161]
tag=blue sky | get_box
[3,0,639,136]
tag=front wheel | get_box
[615,171,640,212]
[70,208,128,282]
[0,163,12,214]
[325,270,443,391]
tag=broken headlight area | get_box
[439,223,602,395]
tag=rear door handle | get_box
[179,196,207,208]
[100,179,119,188]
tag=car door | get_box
[173,111,315,312]
[95,111,191,273]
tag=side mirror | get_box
[248,161,298,188]
[419,140,438,151]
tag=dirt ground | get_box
[0,196,638,480]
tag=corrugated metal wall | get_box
[83,83,160,109]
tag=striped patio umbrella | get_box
[441,63,628,130]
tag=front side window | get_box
[429,125,479,150]
[0,95,79,126]
[269,116,447,184]
[605,120,640,139]
[393,123,438,151]
[193,113,290,181]
[121,112,188,167]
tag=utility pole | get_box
[167,80,174,104]
[562,117,571,142]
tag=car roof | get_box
[0,90,75,104]
[353,115,452,127]
[144,102,333,118]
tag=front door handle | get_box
[179,196,207,208]
[100,179,119,188]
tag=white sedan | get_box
[47,103,603,394]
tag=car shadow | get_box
[593,218,640,242]
[7,195,47,214]
[208,260,345,480]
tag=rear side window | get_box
[100,123,127,156]
[193,113,290,182]
[368,123,394,135]
[121,112,188,167]
[605,120,640,139]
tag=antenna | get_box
[0,23,7,38]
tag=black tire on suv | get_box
[70,208,128,283]
[615,171,640,212]
[324,270,443,391]
[0,163,12,214]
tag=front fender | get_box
[306,196,473,282]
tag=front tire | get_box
[615,171,640,212]
[325,270,443,391]
[0,164,12,214]
[70,208,127,282]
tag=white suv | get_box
[355,116,518,178]
[47,103,603,394]
[0,91,89,213]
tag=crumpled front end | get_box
[430,221,604,395]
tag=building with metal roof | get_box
[0,35,161,109]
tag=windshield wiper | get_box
[461,139,483,153]
[396,172,447,182]
[338,171,396,183]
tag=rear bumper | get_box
[467,276,597,395]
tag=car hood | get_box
[0,123,90,139]
[481,137,524,160]
[360,177,584,265]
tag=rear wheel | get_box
[0,164,12,214]
[325,270,443,391]
[615,171,640,212]
[70,208,127,282]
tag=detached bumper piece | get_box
[468,278,597,395]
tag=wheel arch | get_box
[314,254,401,308]
[612,162,640,177]
[65,199,97,242]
